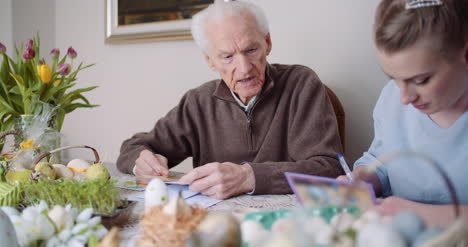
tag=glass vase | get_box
[14,114,62,164]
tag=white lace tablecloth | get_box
[105,163,299,246]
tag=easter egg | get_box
[52,164,74,179]
[357,223,406,247]
[35,161,56,179]
[241,220,269,246]
[392,211,426,244]
[331,212,356,232]
[86,163,110,180]
[67,159,90,180]
[271,218,296,233]
[144,178,168,210]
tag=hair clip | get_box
[406,0,442,9]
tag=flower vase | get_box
[14,114,61,165]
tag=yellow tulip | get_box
[54,80,61,86]
[37,64,52,83]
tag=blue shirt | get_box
[354,81,468,204]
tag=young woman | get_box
[339,0,468,227]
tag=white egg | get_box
[144,178,168,211]
[66,159,91,179]
[271,218,296,233]
[66,159,91,169]
[357,223,406,247]
[392,211,426,244]
[303,216,329,235]
[353,210,384,231]
[331,212,356,232]
[360,210,382,223]
[52,164,74,179]
[315,225,333,245]
[262,233,299,247]
[241,220,269,246]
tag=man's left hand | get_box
[178,162,255,200]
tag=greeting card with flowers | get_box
[0,34,98,147]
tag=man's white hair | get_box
[191,0,269,53]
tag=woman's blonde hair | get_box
[374,0,468,55]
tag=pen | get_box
[338,154,354,181]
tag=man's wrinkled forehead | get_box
[205,14,260,50]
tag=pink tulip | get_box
[25,39,34,49]
[22,48,35,60]
[57,63,71,75]
[50,48,60,59]
[39,59,45,65]
[0,42,5,53]
[67,47,77,59]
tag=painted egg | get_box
[262,233,299,247]
[392,211,426,244]
[357,223,406,247]
[241,220,269,246]
[52,164,74,179]
[303,216,329,235]
[144,178,168,211]
[331,212,356,232]
[271,218,296,233]
[66,159,91,180]
[315,225,333,245]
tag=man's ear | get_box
[204,54,217,71]
[265,32,272,56]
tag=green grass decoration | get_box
[21,178,125,215]
[0,181,22,206]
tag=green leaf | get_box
[60,86,98,104]
[55,108,66,131]
[63,103,99,113]
[75,94,91,104]
[41,83,74,103]
[0,97,17,114]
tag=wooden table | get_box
[106,163,299,246]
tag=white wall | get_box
[11,0,55,58]
[13,0,387,170]
[0,0,13,56]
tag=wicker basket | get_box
[32,145,100,169]
[138,204,208,247]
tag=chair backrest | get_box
[324,85,345,152]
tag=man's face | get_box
[204,12,272,104]
[376,36,468,115]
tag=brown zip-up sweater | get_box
[117,63,343,194]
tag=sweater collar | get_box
[213,63,276,103]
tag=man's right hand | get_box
[134,150,169,184]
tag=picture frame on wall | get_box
[105,0,213,43]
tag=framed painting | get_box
[106,0,214,43]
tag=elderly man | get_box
[116,1,343,199]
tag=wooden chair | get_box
[324,85,345,152]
